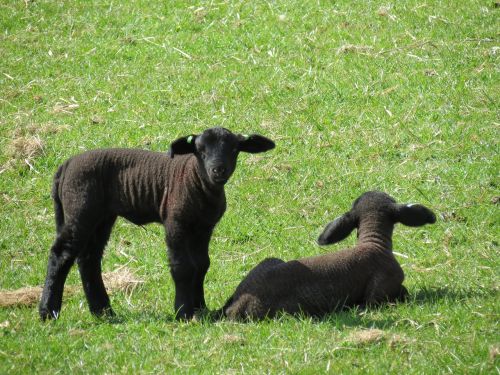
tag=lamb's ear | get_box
[394,204,436,227]
[317,212,357,246]
[238,134,275,153]
[169,135,197,158]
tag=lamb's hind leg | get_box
[39,225,86,320]
[221,257,284,319]
[78,216,116,317]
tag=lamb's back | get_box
[236,247,382,317]
[59,149,185,224]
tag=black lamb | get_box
[220,191,436,320]
[39,127,275,320]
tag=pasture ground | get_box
[0,1,498,373]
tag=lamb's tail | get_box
[52,164,65,233]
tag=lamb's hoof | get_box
[39,308,59,321]
[175,310,194,322]
[191,307,216,322]
[91,306,115,320]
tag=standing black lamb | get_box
[39,127,275,320]
[220,191,436,320]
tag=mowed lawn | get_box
[0,0,498,373]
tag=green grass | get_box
[0,0,498,373]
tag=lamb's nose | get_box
[212,166,226,175]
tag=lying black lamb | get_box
[220,191,436,320]
[39,127,275,320]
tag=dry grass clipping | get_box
[8,135,44,160]
[4,122,68,172]
[27,122,70,135]
[5,134,44,173]
[347,328,386,345]
[337,44,374,55]
[222,334,246,345]
[0,267,143,308]
[101,267,143,295]
[12,122,69,138]
[346,329,409,347]
[377,6,396,20]
[52,102,79,114]
[490,344,500,362]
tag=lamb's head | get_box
[169,127,275,186]
[317,191,436,246]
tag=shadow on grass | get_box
[316,309,398,330]
[103,311,176,324]
[213,286,498,326]
[102,308,217,325]
[410,286,498,305]
[209,305,398,329]
[74,286,497,327]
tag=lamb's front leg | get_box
[396,285,409,302]
[173,223,217,315]
[190,251,210,312]
[168,251,196,320]
[189,227,213,312]
[165,222,197,320]
[363,269,405,306]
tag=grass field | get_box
[0,0,498,373]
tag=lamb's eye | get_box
[232,148,238,153]
[200,152,206,160]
